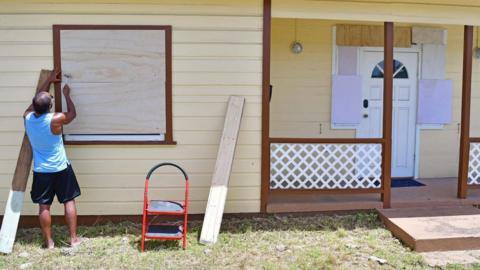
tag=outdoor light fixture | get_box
[291,41,303,54]
[291,19,303,54]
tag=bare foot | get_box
[70,237,82,248]
[44,240,55,249]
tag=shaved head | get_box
[32,92,52,115]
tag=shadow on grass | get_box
[141,239,182,251]
[214,211,381,234]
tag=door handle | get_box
[363,99,369,108]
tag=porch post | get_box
[457,25,473,199]
[261,0,271,212]
[382,22,394,208]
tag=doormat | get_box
[392,178,425,188]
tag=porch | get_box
[260,1,480,250]
[267,178,480,213]
[261,8,480,212]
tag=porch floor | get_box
[267,178,480,213]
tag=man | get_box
[23,72,81,249]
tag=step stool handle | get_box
[146,162,189,181]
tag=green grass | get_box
[0,212,477,269]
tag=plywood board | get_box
[412,27,447,45]
[331,75,362,124]
[337,46,358,75]
[336,25,363,47]
[59,29,167,135]
[200,96,245,245]
[421,44,446,80]
[62,82,165,134]
[417,79,453,124]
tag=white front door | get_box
[357,50,418,178]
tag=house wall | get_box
[0,0,263,215]
[270,18,480,178]
[3,1,480,216]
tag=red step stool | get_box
[141,163,189,251]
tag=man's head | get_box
[32,92,52,115]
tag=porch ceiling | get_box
[312,0,480,6]
[272,0,480,26]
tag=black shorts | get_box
[31,164,81,205]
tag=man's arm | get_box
[23,71,60,118]
[51,84,76,135]
[23,104,35,119]
[61,84,76,124]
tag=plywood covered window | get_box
[53,25,173,144]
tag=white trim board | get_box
[0,191,24,254]
[64,134,165,141]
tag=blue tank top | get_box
[25,112,68,173]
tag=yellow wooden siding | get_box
[270,19,355,139]
[0,1,262,215]
[270,19,480,179]
[0,1,261,16]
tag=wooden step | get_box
[377,206,480,252]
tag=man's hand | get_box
[49,70,61,83]
[25,70,61,117]
[38,70,61,93]
[63,84,71,97]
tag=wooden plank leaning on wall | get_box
[0,70,52,254]
[200,96,245,245]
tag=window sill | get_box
[63,134,176,145]
[64,140,177,145]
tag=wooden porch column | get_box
[457,25,473,199]
[261,0,271,212]
[382,22,394,208]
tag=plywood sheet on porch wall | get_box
[60,29,167,135]
[336,25,411,48]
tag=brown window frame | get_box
[52,24,175,145]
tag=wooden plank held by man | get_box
[200,96,245,245]
[0,69,56,254]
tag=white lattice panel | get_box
[270,143,382,189]
[469,143,480,185]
